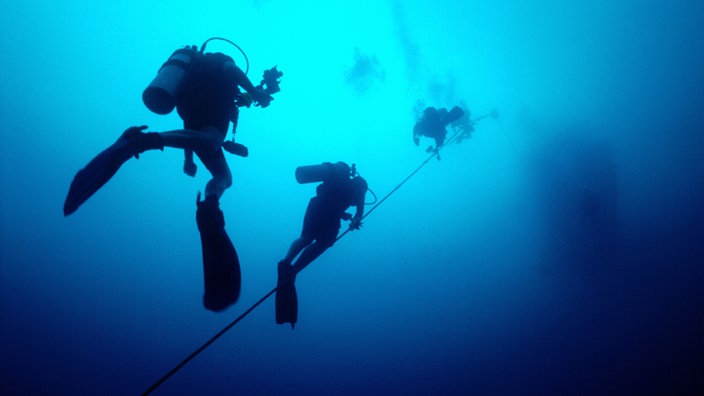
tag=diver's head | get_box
[351,175,368,193]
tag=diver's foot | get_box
[277,260,295,285]
[196,193,224,231]
[119,125,147,140]
[115,125,164,159]
[196,193,222,213]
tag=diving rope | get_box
[141,113,491,395]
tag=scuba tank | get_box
[142,46,199,114]
[295,162,351,184]
[443,105,465,125]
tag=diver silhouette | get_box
[64,38,281,312]
[413,105,465,159]
[276,162,368,328]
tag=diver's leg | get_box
[197,148,232,200]
[291,239,334,274]
[100,125,220,160]
[110,125,221,156]
[281,199,319,264]
[283,236,314,264]
[159,127,223,153]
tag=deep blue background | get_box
[2,1,703,394]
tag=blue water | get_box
[2,1,703,395]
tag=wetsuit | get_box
[177,52,240,198]
[301,178,365,247]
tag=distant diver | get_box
[63,38,282,312]
[276,162,368,328]
[412,105,465,159]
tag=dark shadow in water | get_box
[522,126,704,394]
[344,48,385,95]
[528,131,620,273]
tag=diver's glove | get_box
[235,92,253,108]
[252,87,274,108]
[349,217,363,230]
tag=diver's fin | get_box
[63,147,127,216]
[275,261,298,329]
[196,193,241,312]
[63,126,163,216]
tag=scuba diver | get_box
[413,105,465,159]
[64,38,282,312]
[276,162,368,328]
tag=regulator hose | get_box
[200,37,250,74]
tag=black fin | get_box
[275,261,298,329]
[63,127,162,216]
[196,194,241,312]
[64,148,126,216]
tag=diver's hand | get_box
[184,160,197,177]
[349,217,363,231]
[253,88,273,108]
[235,92,253,108]
[340,212,353,221]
